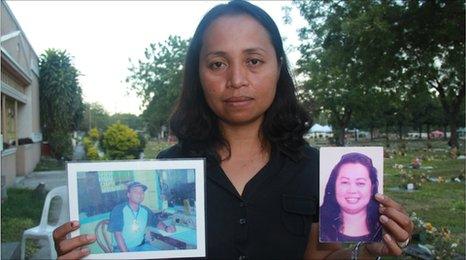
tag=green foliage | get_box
[293,1,464,146]
[82,136,92,149]
[2,188,46,258]
[126,35,189,136]
[86,146,99,160]
[143,140,172,159]
[127,132,147,159]
[39,49,84,159]
[111,113,143,130]
[82,135,100,160]
[88,128,100,142]
[48,131,72,160]
[80,102,111,131]
[1,188,45,242]
[102,123,140,159]
[33,157,65,171]
[294,1,401,146]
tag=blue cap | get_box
[126,181,147,192]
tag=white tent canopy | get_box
[310,124,333,133]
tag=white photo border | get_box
[319,146,384,243]
[67,159,206,259]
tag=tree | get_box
[399,1,465,148]
[293,1,400,146]
[110,113,143,131]
[39,49,84,159]
[126,35,189,137]
[293,1,464,147]
[80,102,111,131]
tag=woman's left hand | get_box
[365,193,414,256]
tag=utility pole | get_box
[89,107,92,131]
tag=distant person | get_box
[108,181,175,252]
[320,153,382,242]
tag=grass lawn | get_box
[1,188,46,257]
[311,138,465,257]
[143,139,173,159]
[33,157,65,171]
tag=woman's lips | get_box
[224,96,254,107]
[345,198,360,204]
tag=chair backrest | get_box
[95,219,112,253]
[38,185,69,231]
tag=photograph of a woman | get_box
[320,148,383,242]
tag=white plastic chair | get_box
[20,185,69,260]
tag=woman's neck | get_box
[340,210,370,237]
[218,117,266,159]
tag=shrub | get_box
[128,132,147,159]
[86,146,99,160]
[103,123,140,159]
[88,128,100,142]
[82,136,92,149]
[48,131,72,160]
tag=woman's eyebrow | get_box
[356,178,368,181]
[204,51,227,58]
[244,47,267,54]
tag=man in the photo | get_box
[108,181,176,252]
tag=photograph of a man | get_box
[108,181,176,252]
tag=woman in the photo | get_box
[53,1,413,259]
[320,153,383,242]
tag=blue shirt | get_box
[108,203,156,250]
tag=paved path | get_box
[72,141,85,161]
[14,170,67,191]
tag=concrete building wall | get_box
[1,151,16,186]
[1,1,42,187]
[16,143,40,176]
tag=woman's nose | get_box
[228,62,248,89]
[348,183,357,193]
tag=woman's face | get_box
[335,163,372,214]
[199,14,280,126]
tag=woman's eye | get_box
[247,58,262,66]
[356,182,366,187]
[209,61,226,70]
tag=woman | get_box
[53,1,413,259]
[320,153,382,242]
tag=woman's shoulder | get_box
[156,143,183,159]
[303,144,319,158]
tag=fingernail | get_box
[87,234,96,241]
[81,247,90,254]
[375,193,384,200]
[384,233,392,242]
[379,206,385,213]
[380,215,388,223]
[71,221,80,228]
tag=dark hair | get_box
[320,153,382,241]
[169,0,311,162]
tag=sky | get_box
[6,1,307,116]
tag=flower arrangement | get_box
[410,212,463,259]
[411,157,421,169]
[398,168,428,190]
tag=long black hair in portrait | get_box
[320,153,382,242]
[169,0,311,162]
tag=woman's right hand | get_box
[53,221,96,259]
